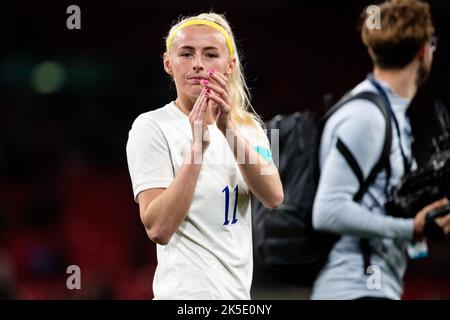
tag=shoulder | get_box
[332,99,385,127]
[130,102,176,134]
[132,103,173,126]
[321,88,389,161]
[126,106,174,155]
[238,118,268,145]
[325,86,387,137]
[323,99,386,156]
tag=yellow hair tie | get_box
[166,19,234,56]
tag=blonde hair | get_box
[165,12,264,130]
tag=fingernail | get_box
[209,68,215,76]
[203,79,209,85]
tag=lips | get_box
[188,76,208,81]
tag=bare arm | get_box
[225,123,284,209]
[138,150,202,245]
[204,70,283,209]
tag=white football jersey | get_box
[126,101,271,299]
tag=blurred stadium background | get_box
[1,0,449,299]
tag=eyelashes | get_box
[206,53,219,58]
[179,52,220,59]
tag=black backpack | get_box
[252,91,393,286]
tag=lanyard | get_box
[367,74,411,174]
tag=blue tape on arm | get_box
[255,146,273,162]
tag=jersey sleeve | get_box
[126,115,175,203]
[240,120,273,163]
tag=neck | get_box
[372,65,418,100]
[176,92,196,113]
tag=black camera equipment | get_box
[385,100,450,241]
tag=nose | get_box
[192,54,205,72]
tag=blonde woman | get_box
[126,13,283,299]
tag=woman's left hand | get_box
[201,69,233,134]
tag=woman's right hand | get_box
[189,88,210,161]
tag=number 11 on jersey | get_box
[222,185,238,225]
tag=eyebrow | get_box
[177,45,220,51]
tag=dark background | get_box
[1,0,449,299]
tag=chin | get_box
[190,86,203,96]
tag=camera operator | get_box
[312,0,450,300]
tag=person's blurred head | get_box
[360,0,436,86]
[163,12,261,128]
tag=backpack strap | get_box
[324,92,392,196]
[350,92,392,202]
[324,91,393,275]
[336,138,364,186]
